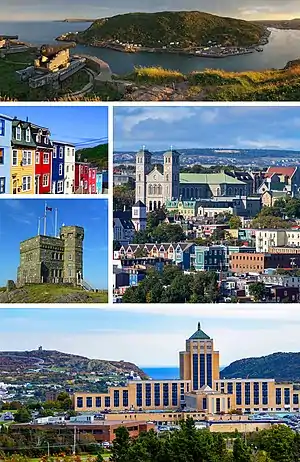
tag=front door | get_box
[35,175,40,194]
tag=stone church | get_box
[17,225,84,286]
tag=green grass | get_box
[0,284,108,304]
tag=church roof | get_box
[133,200,146,207]
[189,322,210,340]
[180,173,246,185]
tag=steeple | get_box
[189,322,210,340]
[197,321,201,331]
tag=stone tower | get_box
[163,148,180,202]
[60,225,84,285]
[135,148,152,204]
[131,200,147,232]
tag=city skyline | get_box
[0,308,300,367]
[114,106,300,151]
[2,0,299,21]
[0,199,108,289]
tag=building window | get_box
[154,383,160,406]
[59,146,63,158]
[86,397,93,408]
[22,150,32,166]
[92,184,95,193]
[0,177,5,194]
[163,383,169,407]
[254,382,260,405]
[206,354,212,388]
[136,383,142,407]
[44,136,49,145]
[200,354,205,388]
[0,119,5,136]
[12,150,18,166]
[236,383,242,406]
[293,394,299,405]
[172,383,178,406]
[84,180,88,189]
[193,354,199,390]
[284,388,291,405]
[57,181,63,193]
[25,127,30,142]
[123,390,129,407]
[145,384,151,407]
[227,383,233,394]
[42,174,49,187]
[53,147,57,158]
[36,152,40,164]
[76,397,83,408]
[95,397,101,408]
[59,164,63,176]
[114,390,120,408]
[22,176,31,192]
[66,165,69,173]
[0,148,3,165]
[262,382,268,405]
[245,382,251,406]
[16,126,21,141]
[105,397,110,408]
[43,152,49,164]
[276,388,282,406]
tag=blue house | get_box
[52,141,65,194]
[96,172,103,194]
[0,114,13,194]
[194,245,228,272]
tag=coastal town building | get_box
[63,142,76,194]
[52,142,66,194]
[11,119,36,194]
[0,114,13,194]
[31,124,53,194]
[17,225,84,286]
[74,323,300,415]
[255,229,300,253]
[230,251,300,275]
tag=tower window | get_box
[68,254,73,260]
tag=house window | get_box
[53,148,57,158]
[12,150,18,166]
[66,165,69,173]
[57,181,63,193]
[22,151,32,166]
[84,180,88,189]
[22,176,31,192]
[25,127,30,142]
[0,148,4,165]
[0,177,5,194]
[59,147,63,158]
[44,136,49,145]
[16,126,21,141]
[43,174,49,187]
[36,152,40,164]
[43,152,49,164]
[59,164,63,176]
[92,185,95,193]
[0,119,5,136]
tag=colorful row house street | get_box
[0,115,107,195]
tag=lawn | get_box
[0,284,108,304]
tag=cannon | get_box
[39,42,76,57]
[0,35,18,40]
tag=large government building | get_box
[74,324,300,415]
[135,148,252,211]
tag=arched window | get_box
[154,201,157,210]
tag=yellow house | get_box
[11,120,36,194]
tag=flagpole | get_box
[55,208,58,238]
[38,217,40,235]
[44,202,47,236]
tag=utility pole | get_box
[47,441,50,457]
[72,426,76,455]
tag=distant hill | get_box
[221,352,300,382]
[78,11,265,47]
[76,143,108,170]
[0,349,147,379]
[254,19,300,30]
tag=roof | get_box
[179,173,246,185]
[189,322,210,340]
[133,200,146,207]
[265,167,297,179]
[52,140,75,147]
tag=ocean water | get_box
[1,22,300,74]
[143,367,180,380]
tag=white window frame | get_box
[25,127,30,143]
[59,147,64,158]
[16,126,21,141]
[12,150,18,166]
[59,164,63,176]
[22,176,31,192]
[42,174,49,187]
[35,152,40,164]
[43,152,49,164]
[57,180,64,193]
[22,150,32,166]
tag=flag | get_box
[46,206,52,211]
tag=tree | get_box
[133,230,151,244]
[114,183,135,211]
[14,407,31,423]
[233,437,252,462]
[146,209,166,230]
[110,426,131,462]
[151,223,186,243]
[229,215,242,229]
[248,282,266,302]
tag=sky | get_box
[0,307,300,367]
[0,199,108,289]
[1,106,108,149]
[114,106,300,151]
[1,0,300,21]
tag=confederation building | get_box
[74,324,300,415]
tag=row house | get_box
[52,141,76,194]
[0,114,13,194]
[31,124,53,194]
[74,162,98,194]
[11,119,36,194]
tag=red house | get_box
[75,162,89,194]
[31,125,53,194]
[88,166,97,194]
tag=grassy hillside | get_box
[0,284,108,304]
[0,349,147,378]
[221,352,300,382]
[79,11,265,47]
[76,143,108,169]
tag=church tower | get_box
[163,147,180,202]
[132,201,147,232]
[179,322,220,391]
[135,147,152,204]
